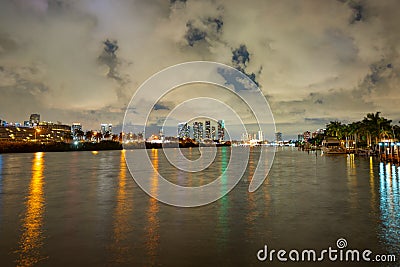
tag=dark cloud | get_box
[98,39,119,79]
[170,0,187,4]
[185,21,206,46]
[231,45,260,87]
[205,17,223,33]
[232,45,250,67]
[217,67,259,92]
[359,59,394,93]
[98,39,130,101]
[153,103,170,111]
[349,2,363,23]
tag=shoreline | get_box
[0,140,232,154]
[0,140,122,154]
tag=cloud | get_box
[1,0,400,137]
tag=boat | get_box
[321,137,347,154]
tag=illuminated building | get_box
[192,121,204,141]
[211,126,216,140]
[258,130,264,142]
[71,123,82,140]
[0,125,35,141]
[177,122,190,139]
[205,120,211,139]
[275,132,282,142]
[101,123,112,134]
[29,114,40,126]
[217,120,225,141]
[38,121,72,142]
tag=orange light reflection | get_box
[16,152,47,267]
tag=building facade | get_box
[217,120,225,141]
[29,114,40,126]
[177,122,190,139]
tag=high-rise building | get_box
[177,122,190,139]
[29,114,40,126]
[297,134,304,142]
[192,121,204,141]
[258,130,264,142]
[71,123,82,139]
[198,122,203,140]
[275,132,283,142]
[101,123,112,134]
[217,120,225,141]
[192,122,198,140]
[211,126,216,140]
[205,120,211,139]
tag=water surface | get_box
[0,148,398,266]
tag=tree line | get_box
[324,112,399,147]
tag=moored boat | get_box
[321,137,347,154]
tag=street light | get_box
[35,128,41,141]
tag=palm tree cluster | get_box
[326,112,400,148]
[72,130,119,142]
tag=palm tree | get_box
[362,112,392,145]
[112,134,119,142]
[104,131,111,140]
[326,121,343,138]
[393,124,400,140]
[74,129,85,140]
[95,132,103,142]
[85,130,94,141]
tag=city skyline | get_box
[1,1,400,138]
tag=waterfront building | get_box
[38,121,72,142]
[192,121,204,141]
[198,122,204,140]
[205,120,211,139]
[275,132,282,142]
[71,123,82,140]
[177,122,190,139]
[101,123,112,135]
[211,126,216,140]
[217,120,225,141]
[258,130,264,142]
[29,114,40,126]
[0,126,36,141]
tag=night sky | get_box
[1,0,399,138]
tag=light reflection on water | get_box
[369,157,378,216]
[145,149,160,266]
[379,161,400,256]
[0,149,399,266]
[109,150,134,264]
[0,154,3,194]
[217,147,229,251]
[16,152,47,267]
[346,154,358,209]
[0,154,2,224]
